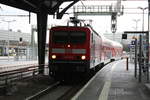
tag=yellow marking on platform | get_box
[71,66,100,100]
[98,81,111,100]
[98,61,121,100]
[71,60,123,100]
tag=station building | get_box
[0,29,31,56]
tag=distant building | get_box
[0,30,31,56]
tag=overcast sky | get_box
[0,1,148,35]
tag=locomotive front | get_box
[49,26,90,77]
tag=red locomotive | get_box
[48,19,123,79]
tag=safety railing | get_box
[0,64,48,94]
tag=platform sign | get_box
[124,31,149,82]
[131,40,135,45]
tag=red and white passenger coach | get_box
[48,22,123,79]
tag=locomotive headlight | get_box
[81,55,86,60]
[67,44,71,48]
[52,55,56,59]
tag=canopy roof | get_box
[0,0,78,15]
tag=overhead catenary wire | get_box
[80,0,86,8]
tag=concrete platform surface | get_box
[145,83,150,92]
[72,59,150,100]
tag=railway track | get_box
[26,81,84,100]
[26,81,60,100]
[0,60,111,99]
[25,62,110,100]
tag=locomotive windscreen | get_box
[52,31,86,44]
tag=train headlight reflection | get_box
[52,55,56,59]
[81,55,86,60]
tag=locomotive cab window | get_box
[70,31,86,43]
[52,31,86,44]
[52,31,68,43]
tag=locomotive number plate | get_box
[64,56,73,59]
[65,49,72,53]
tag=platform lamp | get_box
[138,7,148,31]
[133,19,140,31]
[132,19,140,38]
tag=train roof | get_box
[50,25,89,29]
[88,25,122,49]
[101,35,123,48]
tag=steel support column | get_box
[135,38,137,78]
[37,8,48,74]
[139,35,142,82]
[147,0,150,82]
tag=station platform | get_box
[0,56,48,72]
[72,59,150,100]
[0,56,39,72]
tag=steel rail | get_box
[57,84,84,100]
[25,81,60,100]
[26,82,84,100]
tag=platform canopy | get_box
[0,0,80,15]
[0,0,148,15]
